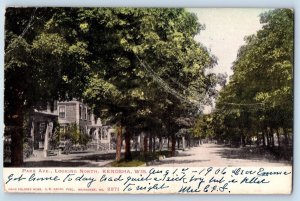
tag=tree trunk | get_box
[135,135,139,152]
[143,133,148,156]
[140,133,144,152]
[177,137,180,150]
[159,135,163,151]
[124,128,132,161]
[153,135,156,153]
[248,136,252,147]
[266,129,271,147]
[167,135,170,150]
[10,108,24,167]
[276,128,281,148]
[283,128,289,146]
[182,136,185,151]
[240,132,245,147]
[262,131,266,147]
[115,124,122,162]
[270,129,275,147]
[171,135,176,156]
[11,127,24,166]
[148,134,152,154]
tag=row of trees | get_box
[5,8,219,166]
[194,9,293,150]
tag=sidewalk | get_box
[24,150,117,167]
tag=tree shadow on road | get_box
[173,153,193,157]
[76,153,117,161]
[212,146,292,165]
[152,159,210,166]
[21,160,107,167]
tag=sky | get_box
[188,8,270,77]
[187,8,270,113]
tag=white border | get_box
[0,0,298,201]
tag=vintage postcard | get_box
[3,8,293,194]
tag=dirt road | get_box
[151,143,291,167]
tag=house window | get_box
[87,109,91,121]
[39,122,46,141]
[101,129,108,140]
[79,105,82,119]
[84,107,88,120]
[59,125,65,133]
[80,126,86,135]
[58,106,66,118]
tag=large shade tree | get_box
[5,8,90,166]
[212,9,293,149]
[5,8,218,165]
[80,8,217,160]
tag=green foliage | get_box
[63,123,80,144]
[193,114,214,138]
[79,132,90,146]
[49,126,62,150]
[74,8,217,141]
[23,139,33,158]
[62,123,88,145]
[111,160,145,167]
[213,9,294,145]
[5,8,91,121]
[5,8,218,164]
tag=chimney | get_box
[46,102,51,113]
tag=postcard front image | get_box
[3,7,293,194]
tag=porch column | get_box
[96,128,99,150]
[99,128,102,142]
[30,121,35,150]
[108,128,111,150]
[43,123,49,157]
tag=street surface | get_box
[151,143,291,167]
[23,143,291,167]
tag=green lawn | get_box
[110,150,172,167]
[111,159,145,167]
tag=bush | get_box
[23,139,33,158]
[79,133,90,146]
[49,127,61,150]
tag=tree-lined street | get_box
[4,8,293,167]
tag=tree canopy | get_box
[5,8,218,165]
[209,9,293,148]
